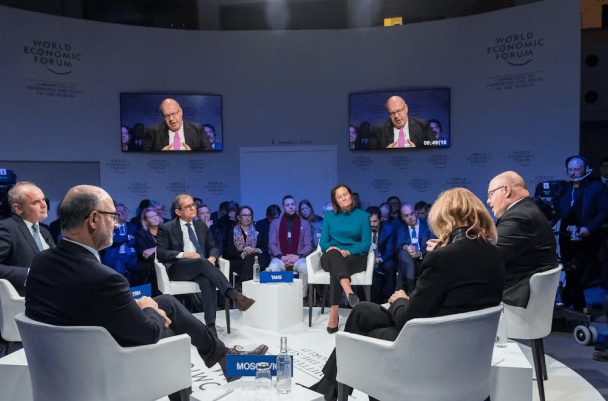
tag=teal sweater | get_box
[319,209,371,256]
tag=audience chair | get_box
[335,305,502,401]
[155,258,231,334]
[218,257,232,333]
[504,265,562,401]
[15,313,192,401]
[0,279,24,355]
[305,245,375,327]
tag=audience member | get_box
[429,118,449,145]
[600,156,608,186]
[121,126,131,151]
[309,188,505,401]
[255,204,281,256]
[387,196,402,221]
[395,203,436,294]
[151,199,171,223]
[129,199,151,231]
[366,206,397,303]
[217,201,240,246]
[197,204,223,257]
[204,124,222,150]
[130,123,145,151]
[142,98,212,151]
[368,96,435,149]
[134,208,162,293]
[211,201,229,227]
[102,203,138,281]
[358,122,371,148]
[299,199,323,248]
[351,193,362,209]
[157,195,255,333]
[48,200,62,244]
[379,202,400,230]
[349,125,364,150]
[414,200,428,221]
[486,171,558,307]
[268,196,313,302]
[320,184,371,334]
[0,182,55,296]
[25,185,267,395]
[224,206,270,283]
[553,157,608,310]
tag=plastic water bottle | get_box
[276,337,292,394]
[253,256,260,282]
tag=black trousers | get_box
[395,249,421,294]
[168,258,232,325]
[310,302,399,401]
[320,250,366,305]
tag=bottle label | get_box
[260,271,294,283]
[226,355,293,377]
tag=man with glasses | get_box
[25,186,268,396]
[368,96,436,149]
[0,181,55,296]
[157,194,255,334]
[142,98,213,151]
[101,203,138,281]
[487,171,557,307]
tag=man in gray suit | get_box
[0,182,55,296]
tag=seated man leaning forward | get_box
[24,185,268,399]
[268,195,313,302]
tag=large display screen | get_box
[349,88,450,150]
[120,93,223,152]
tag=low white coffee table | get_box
[241,279,303,332]
[191,378,322,401]
[0,348,33,401]
[490,341,533,401]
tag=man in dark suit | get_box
[368,96,436,149]
[487,171,558,308]
[395,204,436,294]
[142,98,213,151]
[367,206,397,303]
[102,203,138,280]
[25,185,268,396]
[157,194,255,331]
[0,182,55,296]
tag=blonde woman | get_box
[310,188,505,401]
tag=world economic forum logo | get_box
[23,39,82,75]
[487,32,544,67]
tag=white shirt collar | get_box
[63,238,101,262]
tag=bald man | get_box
[487,171,557,307]
[368,96,436,149]
[142,98,213,151]
[25,185,268,395]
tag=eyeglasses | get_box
[487,186,505,199]
[180,203,196,210]
[388,105,406,118]
[239,213,252,218]
[95,211,120,223]
[162,110,181,119]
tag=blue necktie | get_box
[32,224,44,251]
[410,227,419,251]
[186,223,204,255]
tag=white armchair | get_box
[155,258,231,333]
[15,313,192,401]
[0,279,25,355]
[305,244,375,326]
[335,305,503,401]
[504,265,562,401]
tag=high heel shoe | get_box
[327,325,339,334]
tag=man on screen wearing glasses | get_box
[142,98,213,151]
[368,96,436,149]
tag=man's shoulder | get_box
[409,116,430,127]
[0,215,21,230]
[183,121,203,131]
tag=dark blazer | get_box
[374,221,396,263]
[369,117,436,149]
[554,178,608,235]
[102,222,138,263]
[496,197,558,308]
[142,121,213,151]
[135,228,157,269]
[388,232,505,332]
[396,219,435,255]
[0,215,55,294]
[25,240,166,347]
[254,218,272,255]
[156,218,220,267]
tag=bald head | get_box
[60,185,117,250]
[487,171,530,218]
[386,96,408,129]
[160,98,183,132]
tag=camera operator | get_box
[554,156,608,311]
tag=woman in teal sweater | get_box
[320,184,371,333]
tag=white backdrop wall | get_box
[0,0,579,218]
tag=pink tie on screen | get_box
[173,131,180,150]
[398,128,405,147]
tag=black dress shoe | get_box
[327,325,339,334]
[593,350,608,362]
[347,293,360,307]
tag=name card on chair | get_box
[131,283,151,299]
[260,271,294,283]
[226,355,293,377]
